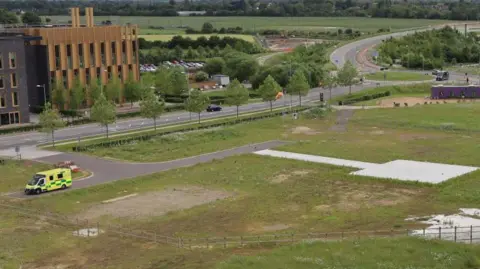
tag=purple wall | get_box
[431,86,480,99]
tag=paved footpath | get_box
[6,140,288,198]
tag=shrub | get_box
[195,71,209,82]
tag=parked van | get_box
[24,168,72,195]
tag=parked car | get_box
[206,105,222,112]
[432,69,441,75]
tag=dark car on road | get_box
[206,105,222,112]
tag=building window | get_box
[96,67,101,80]
[12,92,18,107]
[0,95,5,108]
[0,53,3,69]
[0,76,4,89]
[128,64,132,72]
[85,68,90,84]
[62,70,67,88]
[90,43,95,67]
[54,45,60,70]
[111,41,116,65]
[107,66,112,80]
[67,44,72,69]
[117,65,122,80]
[10,73,17,88]
[50,71,55,85]
[8,52,16,69]
[122,41,126,64]
[101,42,106,65]
[78,44,84,68]
[132,40,137,63]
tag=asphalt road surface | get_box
[7,140,289,198]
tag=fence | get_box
[3,203,480,250]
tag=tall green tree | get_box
[0,9,19,24]
[286,70,310,107]
[91,91,116,139]
[124,72,142,107]
[155,67,173,95]
[173,45,184,59]
[322,73,338,101]
[51,79,66,110]
[140,88,165,131]
[39,102,65,147]
[170,69,189,95]
[104,76,121,103]
[204,57,226,75]
[225,79,249,117]
[69,78,85,112]
[21,12,42,24]
[184,89,210,123]
[89,79,102,105]
[337,60,358,95]
[201,22,214,34]
[258,75,281,112]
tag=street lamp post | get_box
[36,84,46,106]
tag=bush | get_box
[339,91,391,105]
[303,106,330,119]
[195,71,209,82]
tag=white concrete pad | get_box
[254,149,376,169]
[351,160,477,184]
[0,146,62,160]
[254,150,477,184]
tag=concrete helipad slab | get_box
[254,150,478,184]
[0,146,62,160]
[351,160,478,184]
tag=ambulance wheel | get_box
[35,189,41,195]
[61,184,67,189]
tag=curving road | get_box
[0,22,473,151]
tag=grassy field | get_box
[6,85,480,268]
[365,71,433,81]
[219,237,480,269]
[139,34,256,43]
[49,16,447,32]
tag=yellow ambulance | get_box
[24,168,72,195]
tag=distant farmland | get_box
[48,16,448,32]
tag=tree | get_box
[337,60,358,95]
[204,57,226,75]
[89,79,102,105]
[155,67,173,95]
[186,46,197,59]
[51,79,66,110]
[322,73,338,101]
[286,70,310,107]
[173,45,184,60]
[140,88,165,131]
[184,89,210,123]
[124,72,142,107]
[91,91,116,139]
[197,46,206,58]
[39,102,65,148]
[45,17,51,23]
[21,12,42,25]
[225,79,249,117]
[104,77,121,103]
[195,71,209,82]
[225,53,259,82]
[170,69,189,95]
[0,9,19,24]
[258,75,281,111]
[69,78,85,113]
[201,22,214,34]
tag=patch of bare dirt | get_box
[262,224,290,232]
[270,170,312,184]
[370,130,385,135]
[379,97,425,107]
[291,126,320,135]
[335,187,421,210]
[77,186,232,220]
